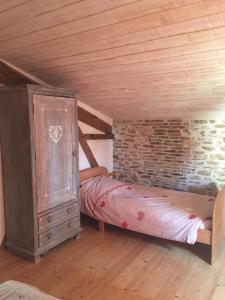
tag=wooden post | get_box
[98,221,105,233]
[78,127,98,168]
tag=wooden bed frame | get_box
[80,167,225,264]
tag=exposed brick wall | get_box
[113,120,225,196]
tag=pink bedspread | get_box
[80,176,215,244]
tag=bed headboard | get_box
[80,167,108,183]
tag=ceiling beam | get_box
[0,58,52,87]
[78,106,112,133]
[83,133,114,140]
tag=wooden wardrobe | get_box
[0,85,80,262]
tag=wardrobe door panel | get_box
[33,95,77,213]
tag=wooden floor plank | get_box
[0,218,225,300]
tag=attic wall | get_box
[113,119,225,197]
[78,101,113,172]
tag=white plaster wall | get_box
[78,101,113,172]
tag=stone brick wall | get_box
[113,120,225,196]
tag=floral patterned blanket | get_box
[80,176,214,244]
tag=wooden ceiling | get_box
[1,0,225,119]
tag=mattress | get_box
[80,175,215,244]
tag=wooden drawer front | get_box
[39,217,79,249]
[38,202,79,231]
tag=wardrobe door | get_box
[33,95,77,213]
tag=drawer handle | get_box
[47,216,54,223]
[67,222,73,229]
[67,207,73,214]
[47,232,53,240]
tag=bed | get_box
[80,167,225,264]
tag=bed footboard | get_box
[211,186,225,264]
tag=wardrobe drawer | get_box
[38,217,79,249]
[38,202,79,231]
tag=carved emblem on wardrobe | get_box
[49,125,63,144]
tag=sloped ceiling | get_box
[1,0,225,119]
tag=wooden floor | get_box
[0,218,225,300]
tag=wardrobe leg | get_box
[34,255,41,264]
[74,234,81,240]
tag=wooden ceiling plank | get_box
[31,56,225,83]
[23,41,225,78]
[47,72,225,90]
[71,73,225,88]
[0,0,221,54]
[2,1,225,120]
[0,0,154,43]
[0,1,207,59]
[0,0,81,31]
[0,0,30,14]
[39,55,225,74]
[11,33,225,72]
[3,2,223,59]
[81,95,224,104]
[0,0,201,38]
